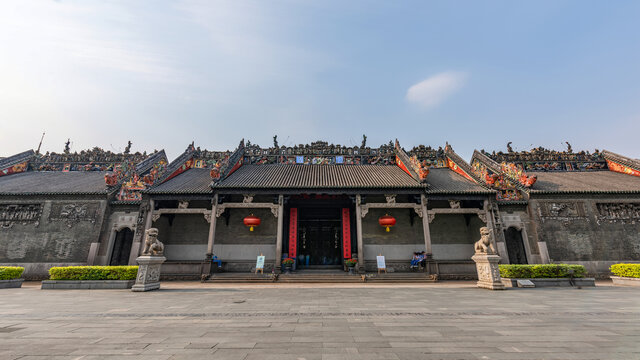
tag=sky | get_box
[1,0,639,161]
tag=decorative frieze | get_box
[596,203,640,224]
[49,203,99,228]
[537,202,587,226]
[0,204,43,229]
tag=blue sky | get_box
[1,1,639,161]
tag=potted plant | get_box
[282,258,295,274]
[345,259,358,274]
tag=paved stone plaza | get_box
[0,281,639,360]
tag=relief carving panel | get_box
[49,203,99,228]
[0,204,42,229]
[596,203,640,225]
[537,202,587,226]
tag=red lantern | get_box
[378,214,396,232]
[243,214,261,232]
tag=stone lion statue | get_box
[474,227,496,255]
[142,228,164,256]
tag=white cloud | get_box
[0,1,180,82]
[406,71,468,109]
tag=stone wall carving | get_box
[596,203,640,225]
[0,204,42,229]
[537,202,587,226]
[49,203,99,228]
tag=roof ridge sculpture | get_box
[393,139,427,183]
[602,149,640,177]
[471,150,532,191]
[444,145,485,184]
[0,150,35,169]
[135,150,168,175]
[154,144,198,184]
[482,144,607,172]
[211,139,245,184]
[0,150,35,178]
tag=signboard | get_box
[255,255,265,274]
[376,255,386,270]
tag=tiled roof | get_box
[0,150,35,169]
[146,168,212,194]
[215,164,423,189]
[529,171,640,193]
[425,168,493,194]
[0,171,109,195]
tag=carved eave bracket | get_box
[478,212,487,224]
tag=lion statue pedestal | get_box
[132,228,166,292]
[471,227,505,290]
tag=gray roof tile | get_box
[425,168,493,193]
[0,171,109,195]
[147,168,212,194]
[215,164,422,189]
[529,171,640,193]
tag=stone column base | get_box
[471,253,505,290]
[132,255,166,292]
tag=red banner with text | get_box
[288,208,298,258]
[342,208,351,259]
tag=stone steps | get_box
[365,274,438,283]
[205,274,276,283]
[278,274,363,283]
[204,272,439,283]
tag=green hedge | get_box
[610,264,640,278]
[499,264,586,278]
[49,266,138,280]
[0,266,24,280]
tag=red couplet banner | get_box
[288,208,298,258]
[342,208,351,258]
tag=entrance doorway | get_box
[110,228,134,266]
[504,227,527,264]
[298,207,342,266]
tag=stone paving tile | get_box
[0,282,639,359]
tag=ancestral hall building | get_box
[1,138,640,279]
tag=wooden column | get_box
[355,194,364,269]
[274,195,284,272]
[202,194,218,277]
[420,194,432,254]
[206,194,219,257]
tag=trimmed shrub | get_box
[499,264,586,278]
[0,266,24,280]
[49,266,138,281]
[610,264,640,278]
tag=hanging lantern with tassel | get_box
[243,214,261,232]
[378,214,396,232]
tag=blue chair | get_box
[212,255,222,268]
